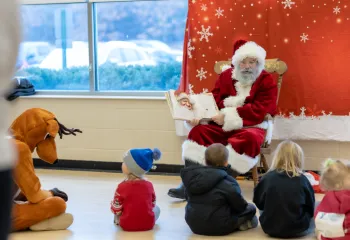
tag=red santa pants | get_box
[182,123,266,174]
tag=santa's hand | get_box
[186,119,200,127]
[212,114,225,125]
[50,188,68,202]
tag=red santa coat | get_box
[182,67,278,174]
[315,190,350,240]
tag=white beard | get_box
[233,66,260,86]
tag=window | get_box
[16,3,89,91]
[15,1,188,95]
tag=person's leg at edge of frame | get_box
[0,169,13,240]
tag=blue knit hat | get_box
[123,148,161,177]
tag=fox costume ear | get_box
[47,119,59,138]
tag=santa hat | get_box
[232,39,248,55]
[231,39,266,74]
[177,92,195,104]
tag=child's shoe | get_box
[114,214,120,226]
[239,216,259,231]
[29,213,73,231]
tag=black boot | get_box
[167,159,201,200]
[167,182,186,200]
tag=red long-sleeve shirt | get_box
[315,190,350,240]
[111,179,156,231]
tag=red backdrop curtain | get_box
[178,0,350,117]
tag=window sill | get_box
[19,92,166,100]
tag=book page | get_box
[165,90,218,121]
[191,93,219,119]
[315,212,345,238]
[165,90,195,121]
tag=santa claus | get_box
[168,39,278,199]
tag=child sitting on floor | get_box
[181,143,258,236]
[110,148,161,231]
[253,140,315,238]
[315,159,350,240]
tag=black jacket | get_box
[181,165,248,236]
[253,170,315,238]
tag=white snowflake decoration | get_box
[281,0,295,9]
[189,84,194,94]
[278,107,335,120]
[201,4,207,11]
[278,112,286,118]
[215,8,224,18]
[333,6,341,15]
[321,110,333,117]
[300,33,309,43]
[196,68,207,81]
[187,39,195,59]
[197,25,213,42]
[202,88,209,93]
[299,107,306,119]
[191,0,196,3]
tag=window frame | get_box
[19,0,183,98]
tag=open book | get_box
[165,90,219,121]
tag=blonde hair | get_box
[269,140,304,177]
[320,159,350,191]
[125,173,142,181]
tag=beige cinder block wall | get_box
[8,97,349,171]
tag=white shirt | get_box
[0,0,21,170]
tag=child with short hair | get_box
[315,159,350,240]
[253,140,315,238]
[181,143,258,236]
[110,148,161,231]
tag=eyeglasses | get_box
[240,59,257,66]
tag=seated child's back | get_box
[110,148,161,231]
[253,140,315,238]
[181,143,257,236]
[315,159,350,240]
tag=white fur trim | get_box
[226,144,259,174]
[221,64,231,72]
[182,140,206,165]
[231,41,266,76]
[265,120,273,144]
[221,107,243,131]
[250,120,272,144]
[223,81,252,108]
[177,92,189,100]
[303,172,319,186]
[252,121,269,129]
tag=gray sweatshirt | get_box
[0,0,21,170]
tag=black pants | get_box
[0,169,12,240]
[236,203,257,228]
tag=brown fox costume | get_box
[10,108,82,231]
